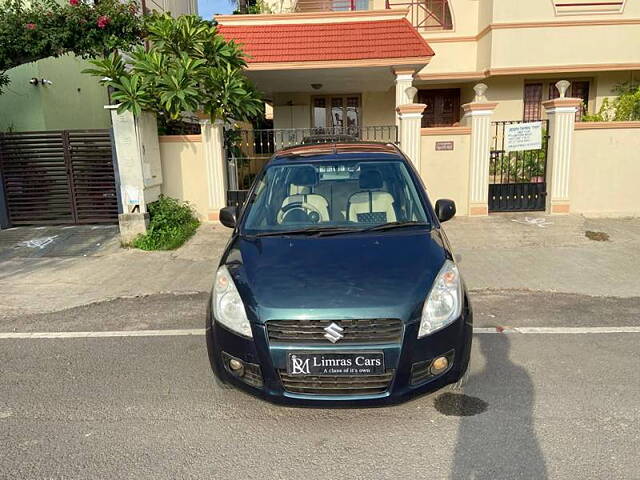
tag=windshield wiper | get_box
[250,222,430,238]
[252,226,357,238]
[356,221,431,233]
[313,221,430,237]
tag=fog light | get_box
[430,356,449,375]
[228,358,245,376]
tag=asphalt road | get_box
[1,291,639,479]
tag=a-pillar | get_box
[396,104,426,170]
[199,115,228,221]
[461,84,497,216]
[542,81,581,214]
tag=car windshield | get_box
[242,160,430,235]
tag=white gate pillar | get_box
[461,84,497,216]
[393,68,416,126]
[199,116,228,221]
[542,80,580,215]
[108,107,163,243]
[396,103,426,170]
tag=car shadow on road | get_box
[445,334,548,480]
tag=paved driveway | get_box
[1,215,640,317]
[0,225,120,260]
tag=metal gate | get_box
[0,130,118,226]
[488,121,549,212]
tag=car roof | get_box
[269,142,405,165]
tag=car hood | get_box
[224,230,449,323]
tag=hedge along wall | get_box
[159,135,209,220]
[419,128,471,215]
[571,122,640,217]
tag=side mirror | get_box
[219,206,238,229]
[435,199,456,223]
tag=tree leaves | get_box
[0,0,143,94]
[109,74,153,116]
[583,82,640,122]
[82,13,263,123]
[82,52,126,84]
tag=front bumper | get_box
[206,301,472,407]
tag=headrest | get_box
[289,166,318,187]
[359,169,383,189]
[290,185,311,195]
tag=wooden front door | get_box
[418,89,461,127]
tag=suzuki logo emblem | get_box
[323,322,344,343]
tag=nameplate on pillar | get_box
[435,141,454,151]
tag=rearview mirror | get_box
[435,199,456,223]
[219,206,238,229]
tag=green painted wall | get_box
[0,54,111,132]
[39,55,111,130]
[0,62,46,131]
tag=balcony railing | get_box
[293,0,453,31]
[386,0,453,31]
[294,0,372,12]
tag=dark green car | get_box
[206,142,472,406]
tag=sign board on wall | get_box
[435,141,454,151]
[504,122,543,152]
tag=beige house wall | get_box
[489,0,640,22]
[419,0,640,79]
[272,93,312,129]
[416,71,639,123]
[419,130,471,215]
[571,124,640,217]
[159,136,210,220]
[362,89,395,126]
[272,89,396,129]
[149,0,198,15]
[488,25,640,70]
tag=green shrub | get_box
[132,196,200,251]
[583,82,640,122]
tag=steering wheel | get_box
[279,201,323,224]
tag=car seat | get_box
[277,166,330,224]
[347,168,396,223]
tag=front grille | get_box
[279,370,394,395]
[267,318,402,344]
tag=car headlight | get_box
[212,265,252,338]
[418,260,462,338]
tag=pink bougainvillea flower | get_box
[25,23,37,30]
[97,15,111,28]
[69,0,79,5]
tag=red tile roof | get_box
[217,19,434,64]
